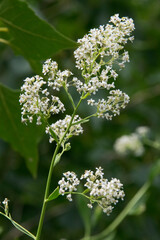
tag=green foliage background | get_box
[0,0,160,239]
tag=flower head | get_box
[58,171,80,201]
[73,14,135,95]
[58,167,124,215]
[114,133,144,157]
[46,115,83,144]
[81,167,125,215]
[19,75,65,125]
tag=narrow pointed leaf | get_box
[49,128,59,143]
[47,187,60,201]
[53,153,62,167]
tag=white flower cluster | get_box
[58,167,124,215]
[58,171,80,201]
[42,58,72,91]
[114,133,144,157]
[20,14,134,143]
[87,90,130,120]
[136,126,150,139]
[74,14,134,95]
[19,75,65,125]
[46,115,83,143]
[81,167,125,215]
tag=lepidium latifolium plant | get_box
[0,14,135,240]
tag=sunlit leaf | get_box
[0,0,77,72]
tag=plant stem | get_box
[35,143,60,240]
[36,95,83,240]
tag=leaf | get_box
[47,187,60,201]
[49,128,59,143]
[53,153,62,167]
[0,0,77,71]
[0,84,45,177]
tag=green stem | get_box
[0,212,36,239]
[35,143,61,240]
[81,181,151,240]
[144,139,160,150]
[36,95,84,240]
[64,86,76,110]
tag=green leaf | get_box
[49,128,59,143]
[53,153,62,167]
[0,84,45,177]
[47,187,60,201]
[0,0,77,71]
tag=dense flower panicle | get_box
[58,167,124,215]
[19,75,65,125]
[87,90,130,120]
[43,58,72,91]
[46,115,83,143]
[20,14,134,143]
[58,171,80,201]
[73,14,135,95]
[81,167,125,215]
[114,133,144,157]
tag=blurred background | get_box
[0,0,160,239]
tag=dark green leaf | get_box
[0,0,77,71]
[47,187,60,201]
[0,83,45,177]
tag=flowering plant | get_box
[0,14,135,240]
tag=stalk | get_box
[36,96,83,240]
